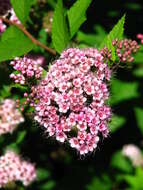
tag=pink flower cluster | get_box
[137,34,143,44]
[10,56,43,85]
[30,48,111,155]
[101,38,139,64]
[0,99,24,135]
[0,19,6,34]
[122,144,143,167]
[112,39,139,63]
[0,150,36,187]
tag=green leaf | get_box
[52,0,69,53]
[110,79,139,105]
[0,26,35,62]
[100,15,125,61]
[37,168,51,181]
[134,46,143,64]
[86,176,111,190]
[41,181,55,190]
[77,26,107,47]
[124,167,143,189]
[133,67,143,77]
[10,0,36,24]
[16,131,26,144]
[111,151,133,173]
[6,143,19,152]
[0,85,11,99]
[11,83,28,91]
[109,115,126,133]
[77,31,98,46]
[135,107,143,134]
[67,0,92,38]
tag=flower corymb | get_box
[0,150,36,187]
[30,48,111,155]
[0,99,24,135]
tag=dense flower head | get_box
[10,56,43,85]
[0,150,36,187]
[0,19,6,34]
[0,99,24,135]
[30,48,111,155]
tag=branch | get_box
[0,16,56,56]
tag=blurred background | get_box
[0,0,143,189]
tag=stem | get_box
[0,16,56,56]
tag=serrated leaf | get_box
[135,107,143,134]
[100,15,125,61]
[10,0,36,24]
[0,26,35,62]
[67,0,92,38]
[1,26,21,41]
[109,115,126,133]
[52,0,69,53]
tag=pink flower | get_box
[27,48,111,155]
[137,33,143,44]
[10,56,43,85]
[0,150,36,187]
[0,19,6,34]
[0,99,24,135]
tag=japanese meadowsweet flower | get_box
[10,56,43,85]
[9,9,21,24]
[122,144,143,167]
[0,150,36,187]
[0,19,6,34]
[0,99,24,135]
[137,34,143,44]
[29,48,111,155]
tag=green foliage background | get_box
[0,0,143,189]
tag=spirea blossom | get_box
[10,56,43,85]
[30,48,111,155]
[101,38,139,63]
[9,9,20,24]
[0,99,24,135]
[137,34,143,44]
[0,150,36,187]
[112,39,139,62]
[122,144,143,167]
[0,19,6,34]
